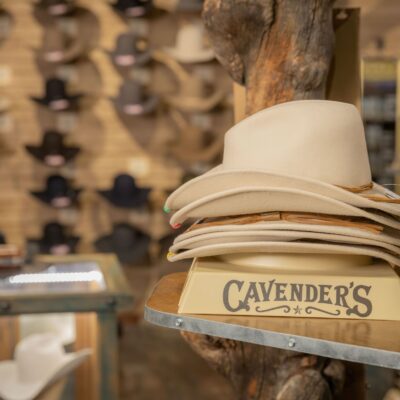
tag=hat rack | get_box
[0,0,233,265]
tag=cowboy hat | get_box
[31,175,81,208]
[111,80,158,116]
[25,131,80,167]
[165,100,400,216]
[94,223,150,265]
[109,32,151,67]
[167,240,400,270]
[164,21,213,64]
[0,333,90,400]
[98,173,150,209]
[168,186,400,230]
[28,222,80,255]
[34,0,75,16]
[31,78,83,111]
[165,74,224,113]
[111,0,153,18]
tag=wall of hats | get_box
[0,0,233,266]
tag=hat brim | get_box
[112,96,158,116]
[98,189,150,209]
[94,234,150,265]
[168,240,400,270]
[31,190,81,207]
[0,350,90,400]
[165,168,400,217]
[165,88,224,113]
[31,94,83,109]
[175,220,400,247]
[25,146,80,164]
[36,236,80,254]
[169,187,400,231]
[170,229,400,255]
[164,47,214,64]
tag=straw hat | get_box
[165,101,400,218]
[164,22,214,64]
[0,333,90,400]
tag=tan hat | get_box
[167,241,400,269]
[169,186,400,230]
[165,100,400,215]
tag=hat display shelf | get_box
[142,2,400,399]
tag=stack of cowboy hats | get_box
[164,100,400,273]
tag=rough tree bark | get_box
[181,1,354,399]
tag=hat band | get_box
[337,182,400,204]
[336,182,373,193]
[188,212,383,235]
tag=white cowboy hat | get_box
[167,240,400,269]
[168,186,400,230]
[165,100,400,216]
[0,333,90,400]
[164,22,214,64]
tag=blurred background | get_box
[0,0,399,399]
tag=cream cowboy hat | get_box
[168,186,400,230]
[164,22,214,64]
[165,100,400,215]
[0,333,90,400]
[167,240,400,270]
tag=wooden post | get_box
[181,1,361,399]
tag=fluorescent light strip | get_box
[8,271,103,284]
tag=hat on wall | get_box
[0,7,13,44]
[110,32,151,67]
[0,333,90,400]
[35,0,75,16]
[94,223,150,265]
[25,131,80,167]
[165,101,400,217]
[111,0,152,18]
[112,80,158,116]
[164,22,214,64]
[31,175,81,208]
[165,74,224,113]
[0,232,6,244]
[29,222,80,255]
[98,173,151,209]
[31,78,83,111]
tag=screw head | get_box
[288,338,296,348]
[175,318,183,328]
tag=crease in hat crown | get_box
[221,100,371,187]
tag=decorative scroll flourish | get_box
[255,305,291,313]
[305,307,341,316]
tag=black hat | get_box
[31,175,81,208]
[25,131,80,167]
[98,174,150,209]
[0,232,6,244]
[31,78,83,111]
[35,0,75,16]
[112,80,158,116]
[110,33,151,67]
[94,223,150,265]
[111,0,152,18]
[30,222,79,255]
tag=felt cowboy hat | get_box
[109,32,151,67]
[111,0,153,18]
[29,222,80,255]
[34,0,75,16]
[25,131,80,167]
[165,100,400,215]
[168,240,400,270]
[98,173,151,209]
[31,175,81,208]
[94,223,150,265]
[0,333,90,400]
[112,80,158,116]
[31,78,83,111]
[165,74,224,113]
[164,22,214,64]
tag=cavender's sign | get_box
[179,258,400,320]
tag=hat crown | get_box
[115,33,138,54]
[15,334,65,383]
[42,131,64,153]
[47,175,68,196]
[43,222,67,244]
[176,23,205,52]
[112,223,139,247]
[112,174,138,195]
[222,100,372,187]
[119,81,143,104]
[45,78,67,100]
